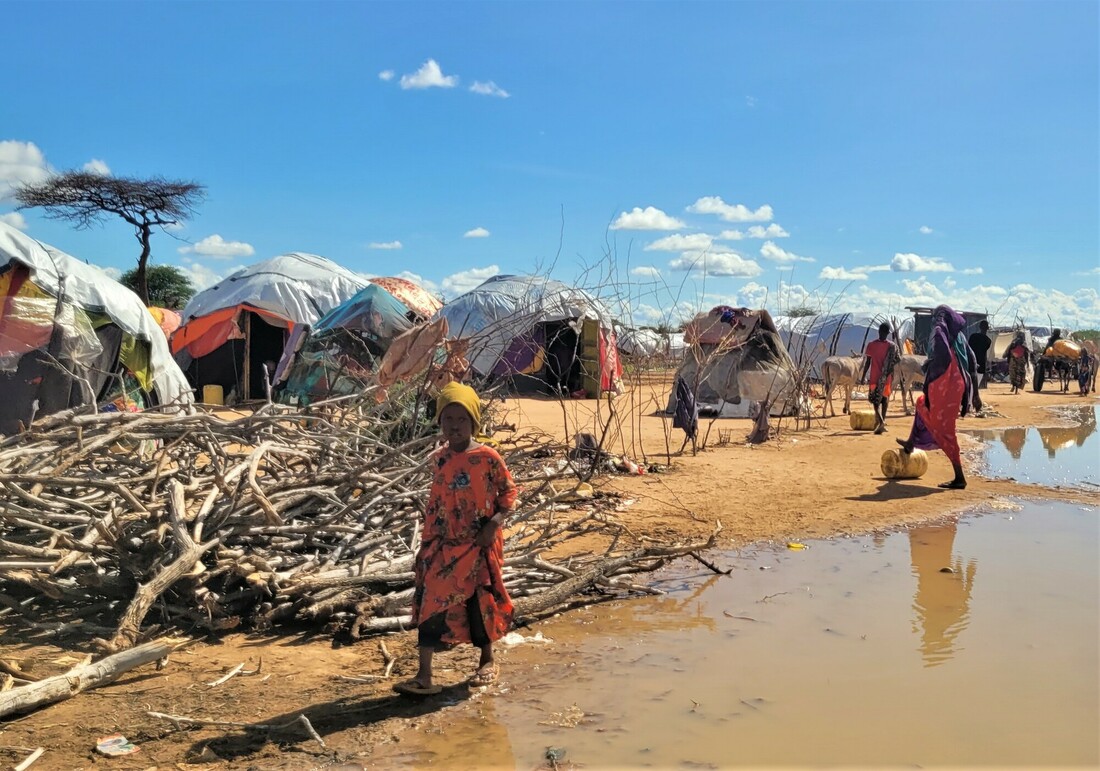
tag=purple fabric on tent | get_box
[492,327,545,377]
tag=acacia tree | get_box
[121,265,195,310]
[14,171,205,304]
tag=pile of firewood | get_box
[0,393,715,651]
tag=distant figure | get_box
[967,320,992,390]
[861,322,900,435]
[1005,332,1031,394]
[1078,348,1093,396]
[898,305,981,489]
[1044,328,1063,355]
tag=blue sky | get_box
[1,1,1097,327]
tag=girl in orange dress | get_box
[394,382,517,696]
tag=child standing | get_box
[394,382,517,696]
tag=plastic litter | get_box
[96,735,139,757]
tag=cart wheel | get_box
[1033,365,1045,392]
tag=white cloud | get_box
[631,301,698,327]
[760,241,813,263]
[463,227,490,238]
[178,234,256,259]
[745,96,758,108]
[943,276,957,289]
[100,265,121,280]
[610,206,686,231]
[668,250,763,278]
[717,230,745,240]
[470,81,510,98]
[400,59,458,90]
[630,266,662,279]
[961,267,984,275]
[890,252,955,272]
[686,196,773,223]
[919,225,934,235]
[1075,266,1100,276]
[82,158,110,175]
[0,140,51,201]
[0,211,27,230]
[442,265,499,296]
[819,266,869,281]
[378,70,395,81]
[369,240,403,250]
[645,233,714,252]
[747,224,789,239]
[736,280,814,311]
[178,260,225,291]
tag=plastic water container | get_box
[202,384,224,405]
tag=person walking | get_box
[898,305,982,489]
[1005,332,1031,394]
[967,320,992,390]
[860,322,900,434]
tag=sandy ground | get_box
[1,374,1096,769]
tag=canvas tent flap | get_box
[0,222,193,409]
[437,274,617,379]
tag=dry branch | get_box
[1,390,718,649]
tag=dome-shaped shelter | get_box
[438,274,621,397]
[171,252,369,401]
[275,282,418,405]
[0,222,192,434]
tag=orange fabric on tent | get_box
[172,304,295,357]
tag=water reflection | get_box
[909,523,977,667]
[965,405,1098,487]
[1002,426,1026,459]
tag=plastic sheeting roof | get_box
[773,312,915,379]
[0,222,193,407]
[437,274,615,376]
[181,252,371,326]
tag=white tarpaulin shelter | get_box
[437,274,622,396]
[173,252,371,401]
[0,222,193,432]
[773,312,916,380]
[179,253,370,328]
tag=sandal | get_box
[393,679,442,696]
[468,664,499,687]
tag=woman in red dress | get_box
[898,305,981,489]
[395,382,517,696]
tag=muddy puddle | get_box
[966,404,1098,488]
[373,500,1098,768]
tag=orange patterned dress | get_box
[411,444,517,648]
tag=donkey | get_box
[821,354,863,417]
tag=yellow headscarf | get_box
[435,381,499,446]
[436,381,482,429]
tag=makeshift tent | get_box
[0,222,192,435]
[666,306,801,417]
[172,253,369,401]
[368,276,442,320]
[437,274,622,397]
[275,283,417,405]
[617,327,663,357]
[773,313,916,380]
[906,306,987,356]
